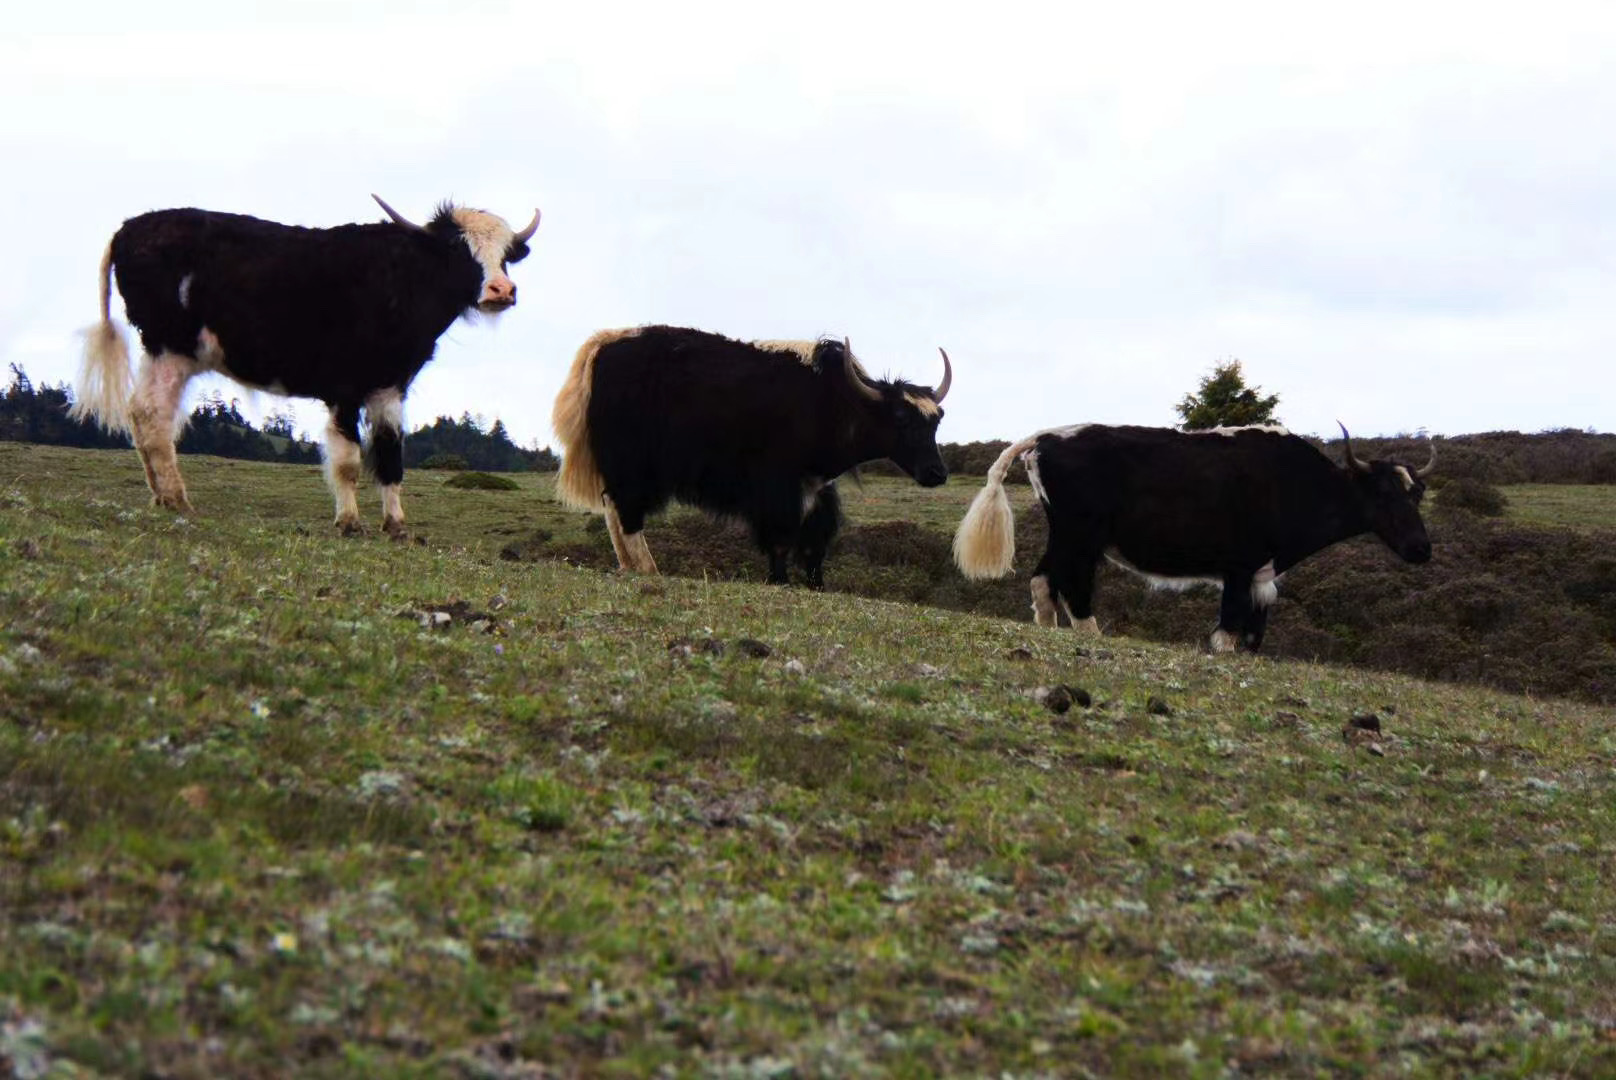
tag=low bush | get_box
[444,471,520,490]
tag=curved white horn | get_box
[1415,438,1438,479]
[841,340,882,402]
[514,207,541,242]
[1337,420,1371,473]
[934,347,953,403]
[371,194,424,232]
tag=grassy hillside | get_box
[3,444,1616,1077]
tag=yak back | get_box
[110,209,482,401]
[1035,425,1359,576]
[586,326,868,519]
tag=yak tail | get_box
[953,434,1040,579]
[553,328,638,511]
[68,242,134,433]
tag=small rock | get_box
[783,659,807,676]
[698,638,726,657]
[736,638,772,658]
[1273,710,1302,728]
[1277,694,1308,709]
[1069,686,1093,709]
[666,637,695,659]
[488,593,509,611]
[1349,713,1382,733]
[1044,686,1074,714]
[1146,695,1173,717]
[314,585,333,599]
[915,662,943,678]
[429,611,452,628]
[14,537,41,560]
[1342,724,1386,755]
[1006,646,1034,662]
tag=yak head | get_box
[372,194,539,313]
[1338,422,1436,564]
[821,339,952,488]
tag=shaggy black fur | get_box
[1029,425,1432,650]
[108,205,525,486]
[586,326,948,586]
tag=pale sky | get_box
[3,1,1613,449]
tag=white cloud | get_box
[2,0,1613,454]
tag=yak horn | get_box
[1337,421,1371,473]
[1415,438,1438,479]
[514,208,541,242]
[842,339,882,402]
[372,194,425,232]
[934,347,953,403]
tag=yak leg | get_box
[1042,541,1102,635]
[793,483,841,590]
[1212,575,1257,653]
[1242,604,1272,652]
[1242,561,1278,651]
[1029,553,1060,627]
[603,495,658,574]
[364,388,407,539]
[128,351,195,511]
[757,482,804,585]
[324,403,364,535]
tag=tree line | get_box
[1,365,558,472]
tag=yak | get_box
[71,195,539,537]
[953,422,1435,651]
[552,325,953,587]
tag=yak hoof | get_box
[335,518,365,538]
[1209,628,1239,654]
[153,493,193,512]
[382,517,408,542]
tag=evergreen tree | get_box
[1176,360,1281,430]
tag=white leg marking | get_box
[365,387,405,433]
[129,351,196,509]
[1251,560,1280,608]
[602,496,635,571]
[1210,628,1239,653]
[1030,574,1058,626]
[323,413,363,532]
[380,484,405,538]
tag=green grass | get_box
[3,443,1616,1077]
[1500,484,1616,531]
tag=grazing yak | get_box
[953,422,1435,652]
[71,195,540,536]
[552,326,953,586]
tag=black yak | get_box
[71,195,539,536]
[953,422,1434,651]
[552,326,953,586]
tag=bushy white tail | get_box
[952,435,1039,579]
[68,243,133,433]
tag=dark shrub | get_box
[1436,478,1508,517]
[420,453,470,471]
[444,471,520,490]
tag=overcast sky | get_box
[3,1,1613,449]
